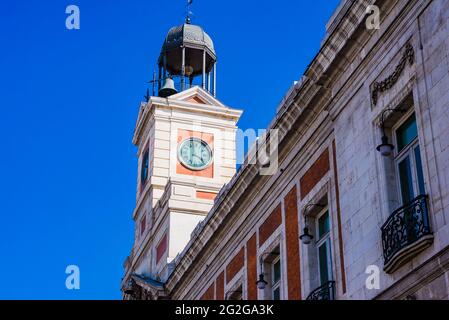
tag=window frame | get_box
[315,207,333,286]
[393,112,425,206]
[140,149,150,186]
[226,285,243,301]
[140,213,147,237]
[271,255,282,300]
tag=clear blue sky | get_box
[0,0,339,300]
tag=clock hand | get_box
[193,155,201,166]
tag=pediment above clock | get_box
[169,86,227,108]
[188,95,208,104]
[133,86,242,146]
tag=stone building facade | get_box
[122,0,449,300]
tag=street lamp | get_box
[299,203,325,245]
[255,253,277,290]
[256,274,268,290]
[376,108,407,157]
[299,226,314,245]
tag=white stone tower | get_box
[122,17,242,295]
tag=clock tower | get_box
[123,18,242,291]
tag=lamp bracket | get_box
[303,203,325,217]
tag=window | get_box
[380,112,432,273]
[156,234,168,265]
[271,257,281,300]
[226,286,243,300]
[260,249,282,300]
[140,214,146,237]
[141,150,149,185]
[394,114,425,205]
[316,209,333,285]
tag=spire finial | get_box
[185,0,193,24]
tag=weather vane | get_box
[185,0,193,24]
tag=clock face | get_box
[178,138,213,171]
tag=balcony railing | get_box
[381,195,433,273]
[306,281,336,300]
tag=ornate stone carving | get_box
[371,43,415,105]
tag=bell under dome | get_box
[158,23,217,78]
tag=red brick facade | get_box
[284,186,302,300]
[246,234,258,300]
[258,205,282,246]
[192,148,336,300]
[300,150,330,199]
[226,248,245,284]
[179,145,342,300]
[201,282,215,300]
[215,272,225,300]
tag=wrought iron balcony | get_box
[306,281,335,300]
[381,195,433,273]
